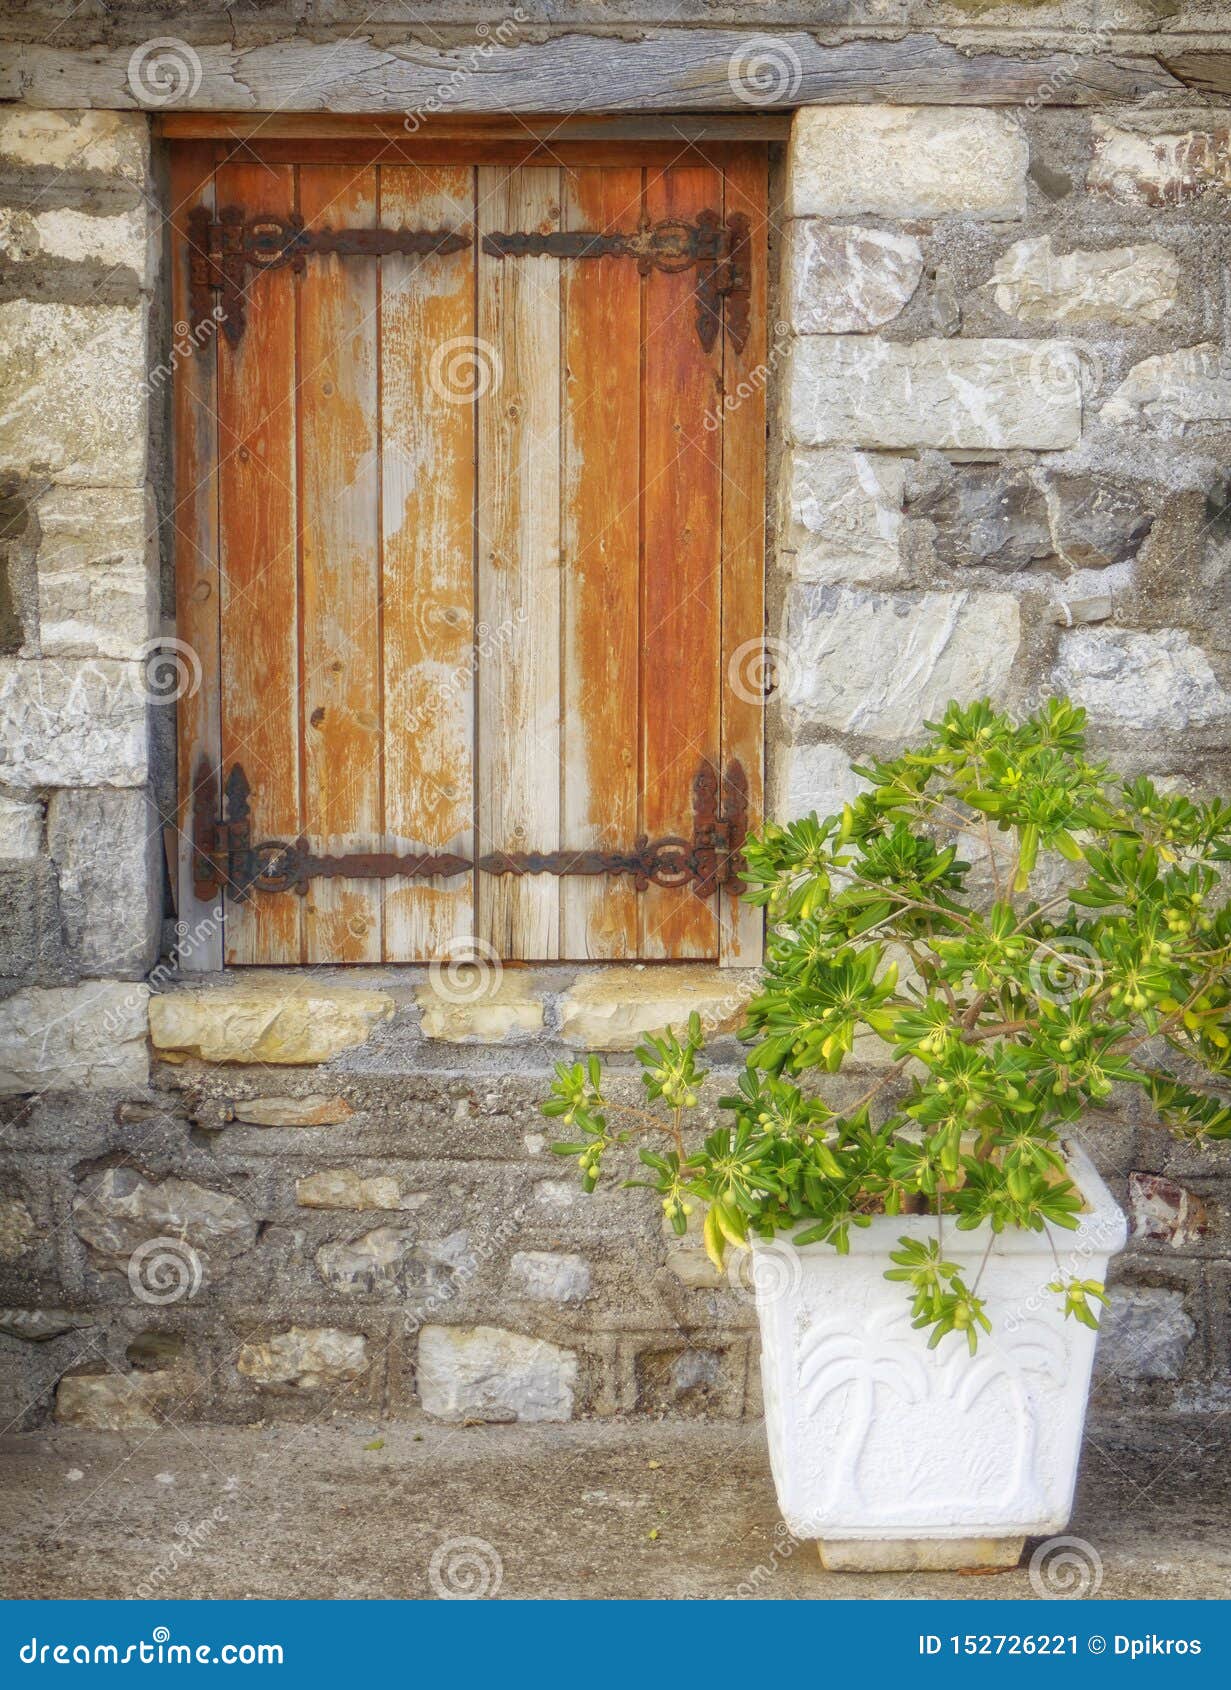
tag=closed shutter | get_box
[172,137,766,967]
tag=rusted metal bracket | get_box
[482,211,751,353]
[187,205,471,345]
[192,758,747,903]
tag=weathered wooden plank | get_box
[170,142,223,971]
[1163,52,1231,96]
[640,163,723,962]
[214,158,302,966]
[14,33,1182,111]
[719,148,767,969]
[560,164,642,961]
[476,164,561,961]
[380,162,477,961]
[159,113,793,142]
[298,163,383,964]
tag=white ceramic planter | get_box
[752,1142,1127,1571]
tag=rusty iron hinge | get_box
[187,205,471,345]
[482,210,751,354]
[191,758,747,903]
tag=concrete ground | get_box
[0,1415,1228,1601]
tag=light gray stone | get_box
[0,980,149,1095]
[986,236,1179,326]
[781,586,1021,740]
[1089,119,1231,209]
[772,741,867,823]
[1096,1287,1195,1381]
[789,337,1081,451]
[0,205,152,283]
[785,449,904,583]
[1101,344,1231,435]
[1053,627,1231,732]
[0,793,41,858]
[788,107,1027,221]
[73,1166,257,1284]
[35,485,156,660]
[787,222,922,333]
[0,302,147,486]
[908,463,1052,571]
[47,787,160,975]
[417,1324,577,1423]
[315,1228,417,1295]
[0,1308,93,1341]
[237,1326,368,1391]
[508,1251,591,1303]
[0,108,148,181]
[0,659,148,786]
[0,1199,35,1260]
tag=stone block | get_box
[907,462,1052,571]
[0,858,62,978]
[635,1344,741,1417]
[0,1199,35,1260]
[781,585,1020,740]
[1053,627,1231,731]
[415,972,544,1042]
[54,1369,187,1430]
[789,337,1081,452]
[1101,344,1231,435]
[559,965,758,1051]
[314,1228,417,1296]
[0,793,41,857]
[1045,473,1156,570]
[0,980,149,1095]
[73,1166,257,1286]
[1127,1171,1210,1249]
[0,205,152,284]
[1089,119,1231,209]
[788,107,1027,221]
[148,986,395,1065]
[34,484,156,660]
[784,448,904,584]
[0,658,148,786]
[296,1169,411,1210]
[0,108,148,182]
[786,221,922,333]
[0,1308,93,1340]
[1096,1286,1195,1381]
[47,786,160,975]
[771,742,867,825]
[508,1251,591,1303]
[986,236,1179,326]
[417,1324,577,1422]
[237,1326,368,1391]
[0,302,147,486]
[231,1095,353,1126]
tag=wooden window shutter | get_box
[173,139,766,968]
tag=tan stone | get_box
[231,1095,353,1126]
[0,302,147,486]
[416,972,543,1043]
[0,108,148,181]
[1101,343,1231,435]
[295,1169,409,1210]
[559,966,759,1052]
[0,1200,35,1260]
[986,236,1178,327]
[35,484,156,660]
[237,1326,368,1391]
[1089,119,1231,209]
[0,205,151,282]
[148,987,394,1065]
[788,107,1027,221]
[0,981,149,1095]
[55,1370,185,1431]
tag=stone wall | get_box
[2,6,1231,1430]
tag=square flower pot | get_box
[752,1141,1126,1570]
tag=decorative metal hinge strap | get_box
[482,211,751,354]
[187,206,471,345]
[192,758,747,902]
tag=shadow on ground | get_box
[0,1415,1228,1600]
